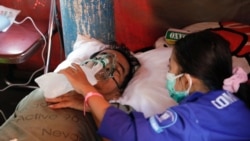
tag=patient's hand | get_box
[46,90,88,111]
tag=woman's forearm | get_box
[87,95,111,124]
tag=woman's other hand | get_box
[46,91,88,111]
[59,63,98,96]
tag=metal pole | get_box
[44,0,56,73]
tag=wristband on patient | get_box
[83,92,104,115]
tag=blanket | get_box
[0,89,102,141]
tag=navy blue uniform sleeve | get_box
[98,106,206,141]
[98,106,137,141]
[99,91,250,141]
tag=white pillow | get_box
[54,34,107,72]
[118,47,177,118]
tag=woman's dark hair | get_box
[174,29,250,108]
[91,42,140,93]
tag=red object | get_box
[114,0,166,52]
[212,22,250,57]
[0,0,64,71]
[0,19,48,64]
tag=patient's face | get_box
[93,49,130,100]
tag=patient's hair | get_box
[91,42,140,93]
[174,30,250,108]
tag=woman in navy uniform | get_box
[51,30,250,141]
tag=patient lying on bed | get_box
[0,42,140,141]
[0,34,180,141]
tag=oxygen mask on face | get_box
[80,52,116,83]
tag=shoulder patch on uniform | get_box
[149,109,177,133]
[211,91,238,109]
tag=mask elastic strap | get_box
[112,77,121,90]
[176,73,192,94]
[175,73,184,79]
[185,74,192,94]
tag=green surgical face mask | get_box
[166,73,192,103]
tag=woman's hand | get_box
[58,63,110,123]
[46,91,87,111]
[59,63,98,96]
